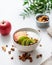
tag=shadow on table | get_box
[0,34,11,44]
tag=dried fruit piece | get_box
[39,54,42,57]
[19,53,33,62]
[11,48,15,51]
[36,54,42,59]
[12,45,14,47]
[38,30,40,32]
[19,56,22,60]
[39,44,42,47]
[8,51,11,54]
[6,45,8,47]
[11,57,14,60]
[21,57,26,61]
[29,57,33,62]
[36,55,40,58]
[2,46,6,52]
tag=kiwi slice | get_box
[18,36,29,44]
[22,38,34,46]
[26,39,33,45]
[22,39,28,46]
[18,36,38,45]
[26,39,37,45]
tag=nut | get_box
[8,51,11,54]
[11,48,15,51]
[2,46,6,52]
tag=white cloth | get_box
[41,56,52,65]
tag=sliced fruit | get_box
[26,38,38,46]
[14,33,18,41]
[18,36,29,44]
[14,31,27,42]
[26,39,33,46]
[18,36,38,45]
[22,39,28,46]
[17,31,27,39]
[21,38,35,46]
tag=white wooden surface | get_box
[0,0,52,65]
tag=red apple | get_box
[0,20,11,36]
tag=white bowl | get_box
[13,28,41,52]
[36,15,49,28]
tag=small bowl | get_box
[13,28,41,52]
[36,15,49,28]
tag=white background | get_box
[0,0,52,65]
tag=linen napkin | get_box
[41,56,52,65]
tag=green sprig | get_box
[20,0,52,19]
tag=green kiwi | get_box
[22,39,28,46]
[22,38,34,46]
[18,36,29,44]
[26,39,33,45]
[18,36,38,45]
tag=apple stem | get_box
[2,22,5,24]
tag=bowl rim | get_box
[13,28,41,47]
[36,14,49,23]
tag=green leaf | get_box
[50,0,52,3]
[23,2,28,5]
[21,0,52,19]
[51,3,52,9]
[24,9,28,13]
[23,0,28,5]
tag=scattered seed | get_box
[12,45,14,47]
[6,45,8,47]
[11,57,14,60]
[39,44,42,47]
